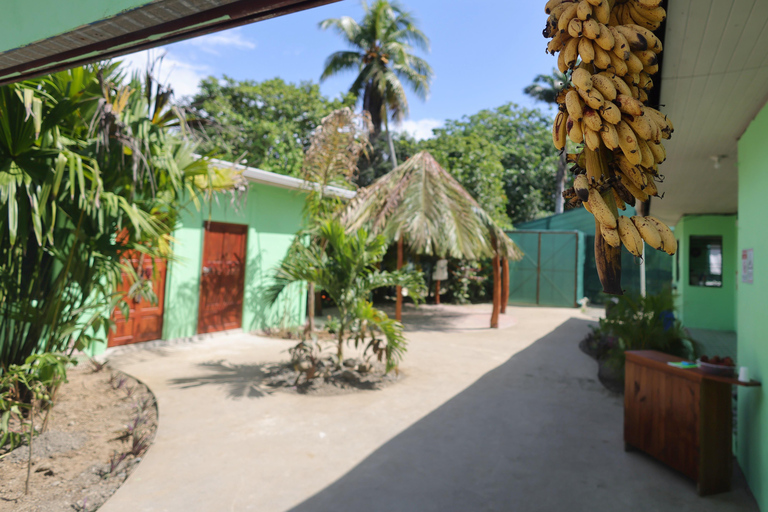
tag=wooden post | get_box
[395,237,404,321]
[501,258,509,314]
[491,253,501,328]
[435,280,441,305]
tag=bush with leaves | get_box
[267,220,425,371]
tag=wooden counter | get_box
[624,350,760,496]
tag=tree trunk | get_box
[395,237,404,321]
[555,151,567,215]
[501,258,509,314]
[435,280,441,305]
[491,254,501,328]
[383,105,398,169]
[306,282,315,332]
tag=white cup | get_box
[739,366,749,383]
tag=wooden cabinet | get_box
[624,350,760,496]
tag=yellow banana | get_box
[637,0,663,8]
[627,24,663,52]
[579,36,595,63]
[602,224,622,248]
[588,188,617,229]
[618,216,644,257]
[616,155,647,188]
[557,50,569,73]
[617,120,642,165]
[593,0,610,24]
[584,125,602,150]
[615,25,649,52]
[545,0,575,14]
[577,87,605,110]
[647,140,666,164]
[637,136,654,168]
[590,74,617,101]
[577,0,593,21]
[624,112,654,141]
[600,122,620,150]
[626,51,645,74]
[643,177,658,196]
[565,90,585,121]
[628,2,661,31]
[583,108,603,131]
[593,44,613,70]
[632,216,663,250]
[586,0,602,5]
[644,62,660,75]
[646,216,677,255]
[567,115,585,143]
[638,71,653,90]
[608,51,629,76]
[608,26,631,60]
[558,3,580,32]
[634,50,658,68]
[615,94,643,116]
[613,187,626,211]
[601,72,633,96]
[620,174,649,202]
[572,68,593,91]
[562,36,580,69]
[547,30,571,54]
[583,18,601,39]
[594,24,615,51]
[553,111,568,150]
[614,180,636,208]
[574,174,590,202]
[599,101,621,125]
[568,18,584,38]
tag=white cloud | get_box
[394,118,443,140]
[118,49,209,98]
[182,28,256,54]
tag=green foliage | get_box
[445,260,488,304]
[1,353,75,454]
[0,63,239,370]
[267,220,425,370]
[189,76,355,177]
[319,0,433,134]
[594,288,696,370]
[394,103,560,226]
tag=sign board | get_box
[742,249,754,284]
[433,259,448,281]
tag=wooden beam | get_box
[395,237,404,321]
[501,258,509,314]
[491,254,501,328]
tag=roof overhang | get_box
[653,0,768,226]
[0,0,340,86]
[208,158,357,199]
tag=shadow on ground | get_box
[286,317,758,512]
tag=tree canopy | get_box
[189,76,354,177]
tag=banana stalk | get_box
[585,147,623,295]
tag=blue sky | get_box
[123,0,558,139]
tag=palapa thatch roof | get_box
[341,151,522,261]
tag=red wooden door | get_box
[198,221,248,334]
[108,258,167,347]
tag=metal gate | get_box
[507,230,583,308]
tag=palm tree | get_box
[524,69,569,214]
[319,0,433,169]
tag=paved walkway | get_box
[101,305,758,512]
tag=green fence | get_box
[507,231,585,308]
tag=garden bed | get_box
[0,363,157,511]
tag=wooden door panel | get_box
[108,258,167,347]
[198,222,247,334]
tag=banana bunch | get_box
[546,0,678,260]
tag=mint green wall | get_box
[671,215,736,331]
[0,1,152,52]
[736,100,768,510]
[163,183,308,339]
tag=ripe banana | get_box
[593,0,610,24]
[588,188,617,229]
[583,18,601,39]
[567,115,585,143]
[607,26,631,60]
[565,90,585,121]
[615,94,643,116]
[631,216,663,251]
[593,44,613,70]
[572,68,593,91]
[599,101,621,124]
[558,3,580,32]
[579,36,595,63]
[553,111,568,150]
[594,24,615,50]
[601,224,621,248]
[637,136,654,168]
[600,123,620,150]
[583,108,603,131]
[607,51,629,76]
[617,120,642,165]
[545,0,575,14]
[618,216,643,257]
[615,25,648,51]
[646,216,677,255]
[569,17,584,38]
[577,0,593,21]
[577,87,605,109]
[562,36,580,68]
[574,174,590,202]
[647,140,666,164]
[591,74,617,101]
[584,125,602,150]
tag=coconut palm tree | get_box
[319,0,433,169]
[524,69,569,214]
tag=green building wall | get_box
[736,100,768,510]
[88,181,307,355]
[671,215,737,332]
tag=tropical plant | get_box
[0,62,240,371]
[266,220,425,370]
[524,69,569,215]
[319,0,433,168]
[300,107,373,330]
[189,77,355,176]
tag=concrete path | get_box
[101,305,758,512]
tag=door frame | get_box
[197,220,248,334]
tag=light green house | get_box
[87,161,354,355]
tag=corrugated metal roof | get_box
[0,0,339,85]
